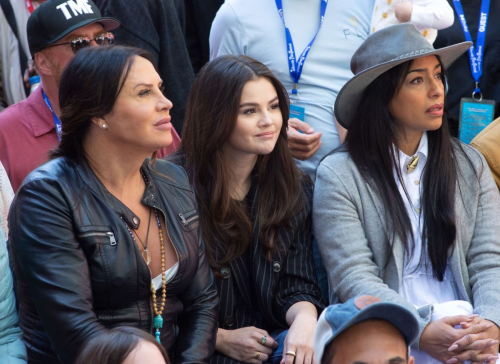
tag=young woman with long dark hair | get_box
[314,24,500,364]
[8,46,218,363]
[177,55,324,364]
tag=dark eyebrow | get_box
[407,63,441,74]
[239,96,279,108]
[388,357,406,363]
[351,356,406,364]
[133,83,154,90]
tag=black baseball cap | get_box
[27,0,120,56]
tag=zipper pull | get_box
[106,232,117,245]
[178,213,188,226]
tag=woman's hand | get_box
[281,312,317,364]
[282,302,319,364]
[447,317,500,364]
[420,315,495,363]
[216,327,278,363]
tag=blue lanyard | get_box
[452,0,490,96]
[41,89,62,142]
[275,0,328,96]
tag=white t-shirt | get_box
[210,0,374,180]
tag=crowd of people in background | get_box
[0,0,500,363]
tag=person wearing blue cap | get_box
[314,295,419,364]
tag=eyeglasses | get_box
[46,32,115,54]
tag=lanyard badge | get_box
[275,0,327,125]
[42,89,62,142]
[275,0,327,101]
[452,0,495,143]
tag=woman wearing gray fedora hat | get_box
[313,23,500,364]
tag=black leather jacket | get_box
[8,157,218,364]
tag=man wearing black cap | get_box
[0,0,119,192]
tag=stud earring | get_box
[102,123,107,129]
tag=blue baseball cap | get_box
[314,295,419,363]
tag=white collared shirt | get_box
[393,132,461,306]
[393,133,466,363]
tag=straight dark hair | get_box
[345,56,459,281]
[51,45,158,162]
[178,55,306,272]
[75,326,169,364]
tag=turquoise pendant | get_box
[154,315,163,344]
[154,315,163,329]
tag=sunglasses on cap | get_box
[45,32,115,54]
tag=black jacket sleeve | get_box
[9,177,105,364]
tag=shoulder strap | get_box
[0,0,29,94]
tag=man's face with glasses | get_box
[46,30,114,54]
[40,23,109,83]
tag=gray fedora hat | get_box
[334,23,472,129]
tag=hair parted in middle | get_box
[51,45,158,163]
[178,55,306,272]
[343,55,470,281]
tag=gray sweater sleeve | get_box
[465,151,500,327]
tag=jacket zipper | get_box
[79,231,116,245]
[178,212,197,226]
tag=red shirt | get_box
[0,88,180,192]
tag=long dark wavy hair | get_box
[51,45,158,162]
[178,55,306,272]
[345,56,464,281]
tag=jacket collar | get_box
[26,87,56,138]
[77,157,160,230]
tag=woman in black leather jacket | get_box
[8,46,218,364]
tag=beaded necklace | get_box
[123,208,166,343]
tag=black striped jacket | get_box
[211,177,325,364]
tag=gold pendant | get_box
[142,249,151,266]
[406,155,419,174]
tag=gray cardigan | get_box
[313,141,500,348]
